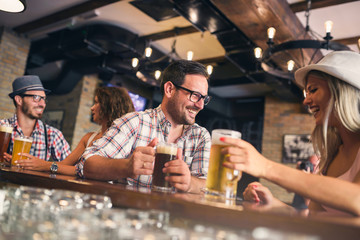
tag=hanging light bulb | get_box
[154,70,161,80]
[206,65,213,75]
[0,0,26,13]
[145,47,152,58]
[267,27,276,40]
[254,47,262,59]
[187,51,194,61]
[324,20,333,33]
[287,60,295,72]
[132,58,139,68]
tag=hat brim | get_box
[9,88,51,98]
[295,63,360,90]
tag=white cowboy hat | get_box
[294,51,360,90]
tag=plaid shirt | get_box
[0,114,71,161]
[76,105,211,187]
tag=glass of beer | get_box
[152,142,178,192]
[0,123,13,167]
[205,129,242,199]
[11,136,33,167]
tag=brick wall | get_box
[261,95,315,203]
[45,75,100,150]
[0,28,30,118]
[72,75,100,148]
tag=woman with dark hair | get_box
[15,86,135,175]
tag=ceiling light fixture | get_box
[145,47,152,58]
[0,0,26,13]
[187,51,194,61]
[254,0,349,80]
[154,70,161,80]
[206,65,213,75]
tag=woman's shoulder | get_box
[80,131,97,145]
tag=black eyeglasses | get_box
[172,83,211,105]
[20,94,47,103]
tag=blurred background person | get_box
[1,75,70,164]
[221,51,360,216]
[291,154,319,216]
[15,86,135,175]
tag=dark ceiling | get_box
[4,0,360,102]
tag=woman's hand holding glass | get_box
[220,137,270,179]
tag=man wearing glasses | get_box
[77,60,211,193]
[1,75,71,167]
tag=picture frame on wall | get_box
[282,134,314,163]
[42,110,64,131]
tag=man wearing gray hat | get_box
[0,75,71,171]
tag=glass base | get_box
[201,187,223,197]
[202,187,240,200]
[151,185,174,193]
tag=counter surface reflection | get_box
[0,167,359,239]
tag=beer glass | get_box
[0,123,13,167]
[11,136,33,166]
[152,142,178,192]
[205,129,242,199]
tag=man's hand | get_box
[163,148,192,192]
[2,152,12,165]
[126,138,158,178]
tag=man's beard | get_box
[22,104,43,120]
[167,95,196,125]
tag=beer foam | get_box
[156,144,177,155]
[211,129,241,145]
[0,125,13,133]
[14,137,32,143]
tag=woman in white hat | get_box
[221,51,360,216]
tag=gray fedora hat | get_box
[9,75,51,98]
[295,51,360,90]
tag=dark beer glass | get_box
[0,124,13,167]
[152,142,178,192]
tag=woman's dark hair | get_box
[96,87,135,128]
[160,60,209,96]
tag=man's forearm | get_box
[188,176,206,193]
[83,155,129,181]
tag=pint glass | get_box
[205,129,242,198]
[152,142,178,192]
[11,136,33,166]
[0,124,13,167]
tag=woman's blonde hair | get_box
[307,71,360,173]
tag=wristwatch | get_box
[50,162,58,174]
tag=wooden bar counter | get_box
[1,167,359,239]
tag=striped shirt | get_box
[1,114,71,161]
[76,105,211,187]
